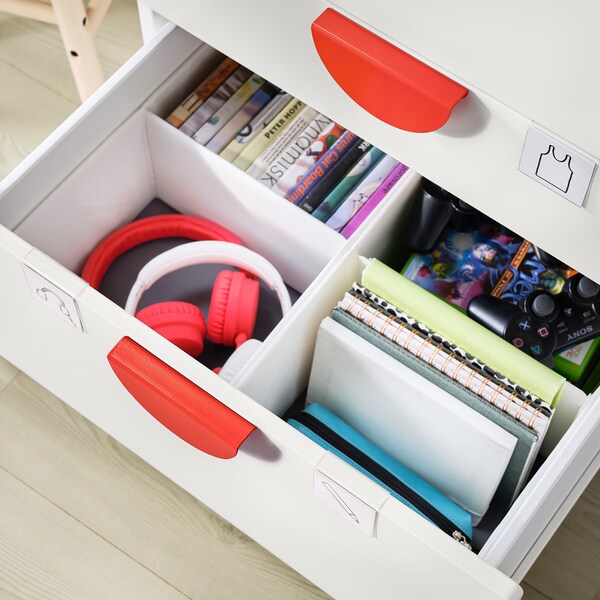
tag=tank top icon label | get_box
[535,145,574,193]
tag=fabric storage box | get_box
[1,6,599,599]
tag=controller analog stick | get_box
[530,294,557,319]
[577,277,600,300]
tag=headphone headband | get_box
[81,215,242,289]
[125,241,292,317]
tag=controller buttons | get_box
[517,318,532,331]
[537,326,550,338]
[530,294,556,319]
[512,337,524,348]
[584,310,593,319]
[563,307,575,318]
[530,344,543,356]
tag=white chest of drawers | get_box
[1,3,599,598]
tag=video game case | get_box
[204,82,280,154]
[179,65,252,137]
[272,121,346,197]
[340,162,410,238]
[166,57,239,128]
[311,147,385,222]
[325,155,399,231]
[219,91,292,162]
[245,107,323,181]
[284,131,358,204]
[297,138,372,214]
[193,73,266,146]
[233,97,305,171]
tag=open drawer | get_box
[1,22,600,600]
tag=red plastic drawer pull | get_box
[311,9,468,133]
[108,337,255,458]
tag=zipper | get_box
[293,412,472,547]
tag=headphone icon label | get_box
[23,265,84,332]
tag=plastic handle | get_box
[107,337,255,458]
[311,9,468,133]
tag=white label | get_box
[519,126,596,207]
[313,471,377,537]
[558,338,594,366]
[23,265,84,332]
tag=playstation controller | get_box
[467,274,600,366]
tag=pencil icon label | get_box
[313,471,377,536]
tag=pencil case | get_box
[288,403,473,548]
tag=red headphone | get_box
[81,214,282,359]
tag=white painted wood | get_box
[136,1,166,42]
[326,0,600,161]
[138,0,600,285]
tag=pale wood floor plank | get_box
[0,467,188,600]
[523,471,600,600]
[0,355,18,394]
[0,371,331,600]
[522,583,552,600]
[0,587,24,600]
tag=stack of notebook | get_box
[303,259,565,531]
[165,56,409,236]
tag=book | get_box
[284,131,358,204]
[204,82,280,154]
[311,147,385,222]
[244,106,322,181]
[296,139,374,214]
[166,57,239,128]
[219,91,292,162]
[340,162,410,237]
[248,112,334,189]
[192,73,266,145]
[269,121,346,196]
[325,155,399,231]
[179,65,253,137]
[339,288,551,437]
[232,97,305,171]
[329,308,540,509]
[308,315,518,522]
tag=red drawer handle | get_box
[108,337,255,459]
[311,9,468,133]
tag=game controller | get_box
[405,178,483,253]
[467,274,600,366]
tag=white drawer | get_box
[140,0,600,286]
[1,22,599,600]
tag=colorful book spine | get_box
[325,155,399,231]
[166,57,239,128]
[340,162,410,237]
[233,97,305,171]
[284,131,358,204]
[311,147,385,222]
[296,139,372,214]
[219,91,292,162]
[204,82,280,154]
[179,66,252,137]
[245,108,327,183]
[193,74,266,145]
[273,121,346,196]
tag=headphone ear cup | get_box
[218,339,262,383]
[136,301,207,357]
[208,270,260,347]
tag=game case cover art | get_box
[402,224,577,310]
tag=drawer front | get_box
[141,0,600,284]
[0,24,527,600]
[0,227,521,600]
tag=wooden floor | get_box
[0,3,599,599]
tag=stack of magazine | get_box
[166,55,409,237]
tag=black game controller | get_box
[467,274,600,366]
[405,178,483,253]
